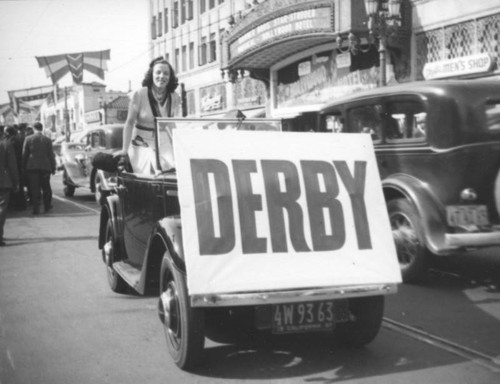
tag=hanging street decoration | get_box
[7,84,55,114]
[36,49,111,84]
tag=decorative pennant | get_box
[36,49,111,84]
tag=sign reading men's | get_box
[174,130,401,295]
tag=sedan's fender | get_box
[136,215,184,295]
[383,173,449,255]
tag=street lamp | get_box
[364,0,402,86]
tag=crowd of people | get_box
[0,122,56,246]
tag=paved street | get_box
[0,173,500,383]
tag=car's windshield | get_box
[155,118,282,172]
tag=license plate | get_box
[446,205,489,227]
[272,301,336,334]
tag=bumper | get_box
[190,283,397,308]
[445,230,500,249]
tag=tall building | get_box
[150,0,266,118]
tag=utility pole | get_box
[64,86,70,141]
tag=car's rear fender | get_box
[137,216,184,295]
[383,173,449,255]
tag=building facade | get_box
[39,83,129,137]
[149,0,500,123]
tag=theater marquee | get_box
[229,7,333,58]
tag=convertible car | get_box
[96,116,401,370]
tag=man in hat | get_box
[22,122,56,215]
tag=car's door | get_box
[119,172,173,268]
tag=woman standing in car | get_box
[121,57,182,173]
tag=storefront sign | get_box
[200,83,227,113]
[174,129,401,295]
[336,52,351,69]
[230,8,332,57]
[423,54,493,80]
[276,52,379,110]
[85,110,101,124]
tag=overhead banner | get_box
[174,130,401,295]
[36,49,110,84]
[7,84,54,113]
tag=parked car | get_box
[61,124,123,203]
[96,117,401,370]
[317,79,500,283]
[52,136,64,171]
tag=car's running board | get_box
[113,261,141,290]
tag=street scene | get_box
[1,0,500,383]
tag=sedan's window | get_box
[325,114,344,133]
[385,101,427,143]
[90,132,102,148]
[347,104,383,141]
[485,101,500,131]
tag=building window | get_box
[164,8,169,32]
[151,16,157,39]
[218,0,224,4]
[157,12,163,37]
[209,0,215,9]
[182,45,187,72]
[209,32,217,62]
[181,0,186,24]
[199,36,207,66]
[200,0,206,14]
[181,0,193,23]
[189,42,195,70]
[172,1,179,28]
[187,0,193,19]
[175,48,180,72]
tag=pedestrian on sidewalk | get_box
[4,125,27,210]
[0,131,19,246]
[22,122,56,215]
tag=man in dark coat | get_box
[0,131,19,245]
[4,125,26,210]
[22,122,56,215]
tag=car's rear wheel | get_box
[388,198,430,283]
[102,218,128,293]
[334,296,384,347]
[159,254,205,371]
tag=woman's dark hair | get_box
[142,56,179,92]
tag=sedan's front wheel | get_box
[159,254,205,370]
[388,198,430,283]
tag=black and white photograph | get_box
[1,1,500,383]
